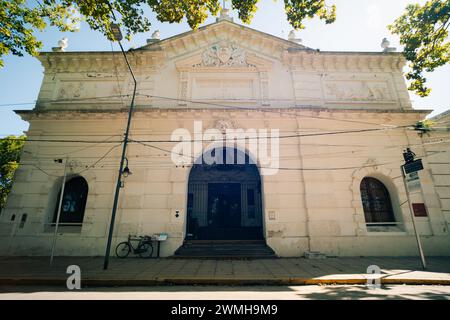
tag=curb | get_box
[1,277,449,287]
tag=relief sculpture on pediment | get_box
[56,80,126,102]
[57,82,84,99]
[194,43,254,68]
[325,81,392,101]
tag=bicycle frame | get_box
[127,235,151,254]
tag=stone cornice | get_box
[140,19,311,59]
[15,107,431,122]
[284,50,406,72]
[38,50,164,73]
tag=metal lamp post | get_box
[103,22,137,270]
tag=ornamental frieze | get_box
[324,81,393,102]
[194,43,255,68]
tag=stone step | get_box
[173,241,277,259]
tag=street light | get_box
[122,157,132,178]
[103,14,137,270]
[110,23,123,41]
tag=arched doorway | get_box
[186,147,263,240]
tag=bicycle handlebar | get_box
[128,234,152,240]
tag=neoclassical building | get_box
[1,14,449,257]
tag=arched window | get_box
[360,177,395,225]
[53,176,88,225]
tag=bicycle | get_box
[115,234,154,259]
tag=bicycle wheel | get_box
[115,242,131,258]
[138,242,154,259]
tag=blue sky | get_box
[0,0,449,137]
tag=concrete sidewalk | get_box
[0,256,449,287]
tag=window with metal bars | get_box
[360,177,396,225]
[53,176,88,226]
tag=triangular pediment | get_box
[137,19,312,61]
[173,39,276,72]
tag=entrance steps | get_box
[173,240,277,259]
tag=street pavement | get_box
[0,256,449,286]
[0,285,449,300]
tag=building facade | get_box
[1,17,449,257]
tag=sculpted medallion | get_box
[194,43,253,68]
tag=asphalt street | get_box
[0,285,449,300]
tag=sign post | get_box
[50,156,69,266]
[401,148,426,270]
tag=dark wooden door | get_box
[205,183,241,239]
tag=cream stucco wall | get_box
[0,19,449,257]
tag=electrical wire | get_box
[2,92,443,128]
[135,93,404,127]
[75,143,122,175]
[36,135,121,156]
[2,122,417,144]
[22,148,450,174]
[0,94,133,106]
[1,92,427,128]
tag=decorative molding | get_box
[157,20,299,60]
[193,43,255,68]
[38,51,163,73]
[324,80,393,102]
[173,42,274,106]
[178,72,189,106]
[53,79,122,103]
[214,119,236,134]
[259,71,270,106]
[350,163,405,235]
[16,107,428,122]
[286,52,406,72]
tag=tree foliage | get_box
[4,1,448,97]
[389,0,450,97]
[0,135,25,212]
[0,0,336,67]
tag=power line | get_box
[1,92,421,128]
[1,123,414,144]
[21,144,122,177]
[22,149,449,173]
[0,94,133,107]
[35,135,121,156]
[137,93,405,128]
[0,102,36,107]
[20,135,450,164]
[75,144,122,175]
[1,92,441,129]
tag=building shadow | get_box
[294,285,450,300]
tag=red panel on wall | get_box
[412,203,428,217]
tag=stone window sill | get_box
[366,225,405,235]
[43,225,82,234]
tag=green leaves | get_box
[0,0,340,68]
[284,0,336,30]
[231,0,258,24]
[3,1,448,97]
[0,135,25,212]
[389,0,450,97]
[0,0,79,67]
[147,0,220,30]
[413,119,435,137]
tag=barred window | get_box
[53,176,88,225]
[360,177,395,224]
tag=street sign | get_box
[400,148,427,270]
[405,171,421,192]
[403,159,424,174]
